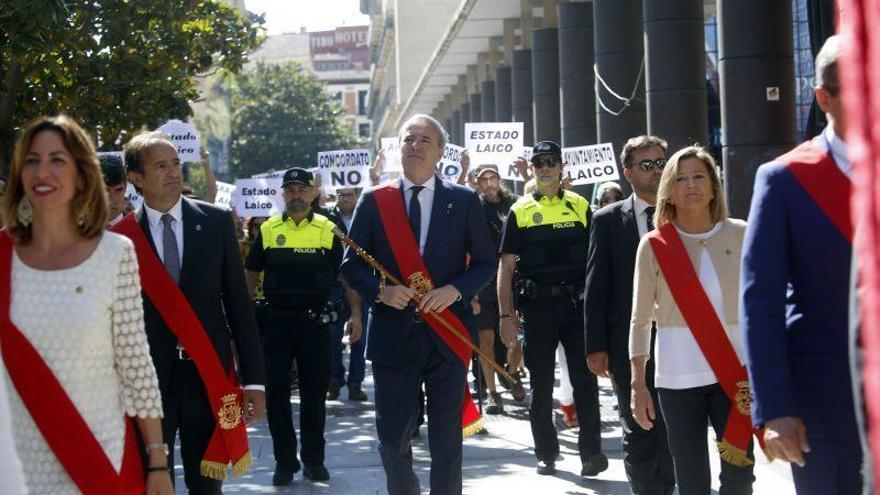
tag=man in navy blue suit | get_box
[340,114,494,495]
[741,35,862,494]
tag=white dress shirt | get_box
[143,197,184,265]
[340,213,353,232]
[401,175,436,254]
[140,196,264,392]
[824,125,852,179]
[632,193,654,238]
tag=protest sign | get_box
[561,143,619,185]
[496,147,533,182]
[214,181,236,210]
[436,143,464,180]
[251,169,289,179]
[317,149,371,192]
[380,137,401,173]
[157,119,201,163]
[465,122,523,171]
[233,177,284,217]
[125,183,143,211]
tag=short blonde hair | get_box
[655,146,727,228]
[1,115,109,243]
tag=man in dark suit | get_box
[326,187,368,402]
[340,114,494,495]
[584,135,675,494]
[123,132,266,494]
[741,35,862,493]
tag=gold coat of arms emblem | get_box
[408,271,435,296]
[218,393,243,430]
[276,234,287,246]
[735,381,751,416]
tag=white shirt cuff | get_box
[243,384,265,392]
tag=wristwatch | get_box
[145,443,170,456]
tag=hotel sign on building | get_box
[309,26,369,57]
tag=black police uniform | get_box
[245,207,343,477]
[500,185,605,470]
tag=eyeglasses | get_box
[635,158,667,172]
[532,157,561,169]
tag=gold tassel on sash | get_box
[462,416,484,437]
[200,452,253,481]
[716,439,754,467]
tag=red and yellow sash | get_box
[648,223,764,467]
[373,184,483,436]
[0,232,144,494]
[112,214,251,480]
[779,141,853,243]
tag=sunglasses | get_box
[532,157,561,169]
[635,158,667,172]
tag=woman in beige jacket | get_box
[629,146,755,494]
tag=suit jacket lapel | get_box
[180,198,203,288]
[423,178,452,260]
[620,195,640,248]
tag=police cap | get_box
[531,141,562,164]
[282,168,315,188]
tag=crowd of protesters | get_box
[0,33,870,495]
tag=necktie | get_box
[409,185,424,247]
[645,206,656,232]
[161,214,180,284]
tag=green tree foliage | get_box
[0,0,264,167]
[230,62,355,177]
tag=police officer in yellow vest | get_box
[245,168,361,486]
[497,141,607,478]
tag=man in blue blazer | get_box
[741,35,862,494]
[340,114,495,495]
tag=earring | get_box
[17,196,33,226]
[76,207,89,227]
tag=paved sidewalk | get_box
[173,359,795,494]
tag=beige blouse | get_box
[629,218,747,359]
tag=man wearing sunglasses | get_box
[584,135,675,494]
[498,140,606,477]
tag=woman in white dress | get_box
[0,115,173,494]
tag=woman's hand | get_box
[631,382,656,431]
[146,470,174,495]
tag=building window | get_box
[358,122,371,139]
[357,90,368,115]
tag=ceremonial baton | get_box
[332,227,516,386]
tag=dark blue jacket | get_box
[340,178,495,366]
[741,131,858,440]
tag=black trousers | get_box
[657,384,755,495]
[611,371,675,495]
[373,323,466,495]
[263,308,330,471]
[522,296,602,463]
[161,360,222,495]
